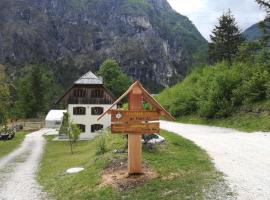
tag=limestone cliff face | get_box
[0,0,207,92]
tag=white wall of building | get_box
[68,104,116,139]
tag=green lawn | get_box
[177,113,270,132]
[38,130,232,200]
[0,131,28,159]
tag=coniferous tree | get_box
[256,0,270,46]
[31,65,43,115]
[256,0,270,14]
[208,10,244,64]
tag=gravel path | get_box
[161,121,270,200]
[0,129,48,200]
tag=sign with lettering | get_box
[111,110,160,123]
[111,123,160,134]
[98,81,174,174]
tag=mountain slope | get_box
[0,0,207,92]
[243,22,263,41]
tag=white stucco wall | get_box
[68,104,116,139]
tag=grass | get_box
[177,112,270,132]
[0,131,28,159]
[38,130,231,200]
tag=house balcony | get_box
[67,97,113,105]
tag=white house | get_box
[56,71,115,139]
[45,110,67,129]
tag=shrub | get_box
[157,46,270,119]
[96,134,107,155]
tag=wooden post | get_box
[98,81,175,175]
[128,88,142,174]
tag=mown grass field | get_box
[0,131,28,159]
[38,130,232,200]
[177,113,270,132]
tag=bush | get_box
[96,134,107,155]
[157,46,270,119]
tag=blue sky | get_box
[167,0,266,41]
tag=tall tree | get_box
[31,65,43,115]
[98,59,131,97]
[0,65,11,125]
[256,0,270,46]
[17,65,45,118]
[256,0,270,14]
[208,10,244,64]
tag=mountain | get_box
[243,23,263,41]
[0,0,207,92]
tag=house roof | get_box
[45,110,67,121]
[74,71,103,85]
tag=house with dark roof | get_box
[56,71,115,139]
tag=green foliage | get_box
[209,10,244,64]
[71,124,81,143]
[157,45,270,119]
[59,112,70,136]
[39,130,228,200]
[98,59,131,98]
[14,65,63,118]
[95,134,107,155]
[59,112,81,142]
[59,112,81,153]
[0,65,11,125]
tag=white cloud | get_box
[167,0,266,41]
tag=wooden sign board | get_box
[98,81,174,174]
[111,110,160,123]
[111,123,160,134]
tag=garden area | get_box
[38,130,233,200]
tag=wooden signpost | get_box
[98,81,174,174]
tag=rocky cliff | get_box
[0,0,207,92]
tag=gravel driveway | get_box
[161,120,270,200]
[0,129,48,200]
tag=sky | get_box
[167,0,266,41]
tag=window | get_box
[91,89,103,98]
[73,107,86,115]
[91,107,104,115]
[91,124,103,133]
[77,124,85,132]
[73,89,86,97]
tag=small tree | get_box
[70,124,80,143]
[98,59,131,97]
[209,10,244,64]
[59,112,81,154]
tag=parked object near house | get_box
[45,110,67,129]
[56,71,115,139]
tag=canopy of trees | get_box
[98,59,131,98]
[157,42,270,119]
[13,65,62,119]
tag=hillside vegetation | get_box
[0,0,207,92]
[157,43,270,131]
